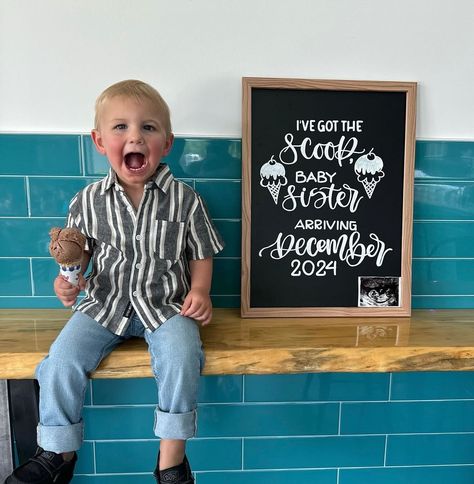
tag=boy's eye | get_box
[114,124,127,130]
[143,124,156,131]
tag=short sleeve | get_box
[186,195,225,260]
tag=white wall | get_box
[0,0,473,139]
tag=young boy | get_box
[6,80,224,484]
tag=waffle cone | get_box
[267,183,281,204]
[361,179,379,199]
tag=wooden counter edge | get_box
[2,346,474,379]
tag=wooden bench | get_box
[1,308,474,379]
[1,308,474,479]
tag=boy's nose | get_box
[128,128,144,144]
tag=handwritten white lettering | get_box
[295,171,337,184]
[281,183,363,213]
[317,120,339,132]
[294,219,358,231]
[279,133,364,166]
[258,232,392,268]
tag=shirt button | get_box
[135,235,142,241]
[127,207,133,212]
[133,291,138,297]
[135,263,141,269]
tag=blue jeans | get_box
[35,311,204,453]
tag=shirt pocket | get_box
[153,220,186,260]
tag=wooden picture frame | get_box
[241,77,417,317]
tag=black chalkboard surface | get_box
[241,78,417,317]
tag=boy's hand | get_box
[181,288,213,326]
[54,273,86,307]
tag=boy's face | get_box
[91,96,173,193]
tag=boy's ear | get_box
[91,129,106,155]
[163,133,174,157]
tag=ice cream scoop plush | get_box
[49,227,87,286]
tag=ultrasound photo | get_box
[358,277,400,307]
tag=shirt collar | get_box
[100,164,174,195]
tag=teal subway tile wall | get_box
[2,135,474,309]
[1,134,474,482]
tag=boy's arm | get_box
[54,251,91,307]
[181,257,213,326]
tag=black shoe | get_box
[4,447,77,484]
[153,453,194,483]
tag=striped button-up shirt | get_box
[67,164,224,335]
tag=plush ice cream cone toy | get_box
[260,156,288,204]
[49,227,86,286]
[354,149,385,199]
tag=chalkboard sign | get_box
[241,78,417,317]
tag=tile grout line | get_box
[29,258,35,297]
[79,135,86,176]
[92,440,97,474]
[77,431,474,439]
[389,373,393,401]
[89,379,94,405]
[338,402,342,435]
[25,176,32,217]
[78,463,474,472]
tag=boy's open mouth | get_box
[124,152,147,172]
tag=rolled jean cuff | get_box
[37,421,83,453]
[154,407,197,440]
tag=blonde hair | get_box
[94,80,172,137]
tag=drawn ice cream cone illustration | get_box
[354,149,385,199]
[49,227,87,286]
[260,156,288,204]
